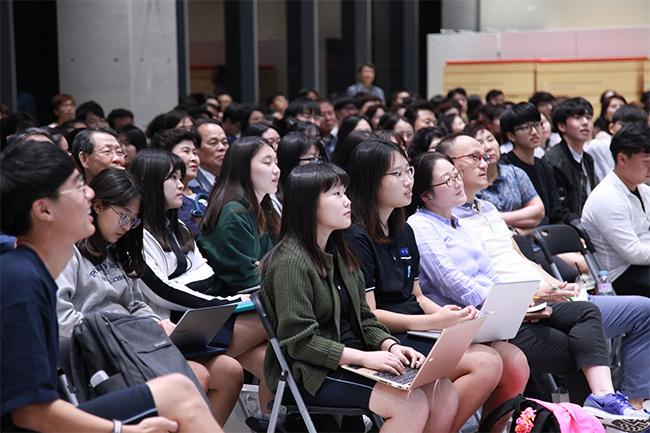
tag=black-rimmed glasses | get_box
[299,156,325,164]
[514,122,542,134]
[431,170,464,188]
[384,166,415,182]
[452,153,491,164]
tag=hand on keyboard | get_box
[390,344,425,369]
[360,351,407,375]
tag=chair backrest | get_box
[569,219,596,254]
[531,225,586,257]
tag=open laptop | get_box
[169,304,237,352]
[341,316,486,391]
[407,280,539,344]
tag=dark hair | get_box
[357,62,375,73]
[1,112,39,150]
[610,122,650,164]
[107,108,134,129]
[201,136,280,238]
[71,127,119,174]
[404,101,436,126]
[285,97,321,118]
[467,95,485,121]
[150,128,198,152]
[551,97,594,132]
[287,120,323,139]
[336,115,371,146]
[356,94,382,109]
[486,90,504,103]
[240,103,264,131]
[499,102,542,142]
[1,141,76,236]
[332,130,375,171]
[276,133,326,202]
[391,89,411,104]
[528,92,555,107]
[365,104,388,123]
[408,125,449,160]
[129,148,194,254]
[381,114,410,132]
[347,139,407,243]
[407,152,456,217]
[243,121,283,139]
[374,130,406,152]
[435,131,471,156]
[333,96,357,112]
[77,167,145,277]
[447,88,467,99]
[261,163,357,278]
[611,105,648,125]
[297,88,319,98]
[75,101,105,122]
[6,127,56,150]
[116,125,147,151]
[437,113,461,134]
[594,93,627,132]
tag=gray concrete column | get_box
[225,0,259,103]
[57,0,178,130]
[287,0,318,99]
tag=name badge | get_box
[400,247,409,257]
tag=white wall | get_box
[58,0,178,130]
[427,25,650,97]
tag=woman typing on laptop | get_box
[259,163,459,432]
[343,140,529,432]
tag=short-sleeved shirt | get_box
[476,163,539,212]
[1,246,61,431]
[344,222,424,315]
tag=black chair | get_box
[249,291,383,433]
[531,224,606,287]
[569,219,606,277]
[513,234,537,262]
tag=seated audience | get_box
[591,93,626,139]
[0,141,222,433]
[365,103,387,131]
[54,167,244,424]
[284,97,322,126]
[404,101,437,132]
[198,137,280,296]
[316,97,337,155]
[242,121,282,152]
[582,122,650,298]
[438,113,466,133]
[346,62,386,104]
[260,163,457,432]
[71,127,125,184]
[344,140,529,432]
[107,108,134,131]
[49,93,75,127]
[116,124,146,169]
[486,90,505,105]
[75,100,107,128]
[444,134,650,412]
[541,97,598,221]
[406,146,650,428]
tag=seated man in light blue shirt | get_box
[346,63,386,105]
[582,122,650,298]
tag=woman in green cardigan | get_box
[199,136,281,296]
[259,163,458,432]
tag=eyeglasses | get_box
[299,156,325,164]
[385,166,415,182]
[431,170,464,188]
[95,148,126,159]
[109,205,141,229]
[452,153,491,164]
[59,179,88,196]
[514,122,543,134]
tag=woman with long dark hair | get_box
[198,137,280,296]
[129,149,272,422]
[259,163,458,432]
[344,141,529,432]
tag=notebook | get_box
[341,317,486,391]
[168,304,237,352]
[407,280,539,343]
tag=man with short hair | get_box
[71,127,125,184]
[284,97,322,126]
[437,133,650,422]
[404,101,437,132]
[582,122,650,298]
[75,100,107,128]
[346,63,386,104]
[107,108,134,130]
[332,96,358,127]
[221,102,244,144]
[189,119,229,193]
[0,141,222,433]
[541,97,597,221]
[586,105,648,183]
[486,89,505,105]
[317,98,337,157]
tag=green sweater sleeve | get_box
[198,201,270,295]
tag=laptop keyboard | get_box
[348,364,420,385]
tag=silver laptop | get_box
[342,317,486,391]
[169,304,237,352]
[407,280,539,343]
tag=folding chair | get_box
[250,291,383,433]
[531,224,607,287]
[569,219,606,277]
[513,234,537,262]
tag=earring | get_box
[427,198,432,202]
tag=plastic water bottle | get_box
[597,271,615,296]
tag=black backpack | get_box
[66,312,207,405]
